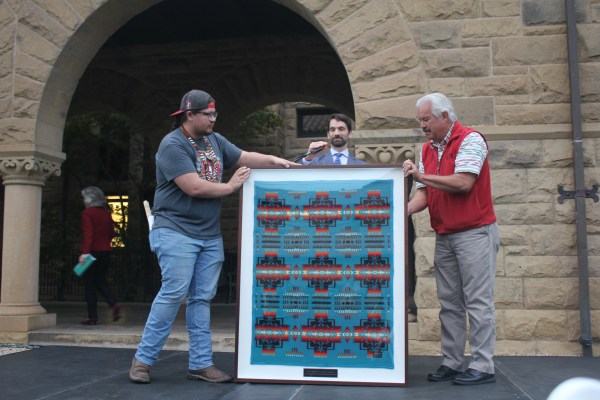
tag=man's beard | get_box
[331,137,347,147]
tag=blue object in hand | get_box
[73,254,96,277]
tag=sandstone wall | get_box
[0,0,598,354]
[291,0,600,355]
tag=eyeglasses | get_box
[199,111,218,120]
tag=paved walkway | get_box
[0,301,597,400]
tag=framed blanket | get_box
[234,165,407,386]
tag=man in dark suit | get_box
[301,113,367,165]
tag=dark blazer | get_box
[307,151,367,165]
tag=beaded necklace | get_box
[180,126,222,183]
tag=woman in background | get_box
[79,186,121,325]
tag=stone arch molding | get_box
[2,0,422,164]
[275,0,425,130]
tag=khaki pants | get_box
[434,223,500,374]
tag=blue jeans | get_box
[135,227,224,370]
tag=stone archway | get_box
[0,0,422,341]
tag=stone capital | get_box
[0,149,63,185]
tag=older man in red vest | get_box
[403,92,499,386]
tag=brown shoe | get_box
[188,365,232,383]
[129,357,150,383]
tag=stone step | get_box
[27,302,418,352]
[28,323,418,351]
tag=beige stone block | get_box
[503,310,569,340]
[496,95,531,106]
[0,1,15,29]
[566,310,582,341]
[12,96,40,118]
[461,38,490,48]
[498,225,531,246]
[33,0,82,31]
[493,66,529,75]
[13,74,44,101]
[414,236,435,276]
[594,4,600,23]
[530,225,577,256]
[496,104,571,125]
[354,70,423,102]
[455,97,495,126]
[495,309,505,338]
[14,50,51,82]
[415,276,438,308]
[495,203,556,226]
[523,24,566,36]
[582,102,600,123]
[505,256,578,278]
[413,213,434,237]
[495,277,523,308]
[16,24,60,64]
[355,94,421,129]
[581,63,600,102]
[339,16,412,64]
[317,0,369,27]
[498,340,586,357]
[19,2,71,48]
[579,24,600,60]
[496,248,506,277]
[416,308,441,341]
[524,278,579,309]
[347,42,419,82]
[492,35,567,66]
[503,245,532,257]
[590,278,600,309]
[329,0,398,46]
[410,21,460,49]
[490,169,527,203]
[589,257,600,278]
[0,332,29,345]
[494,339,538,356]
[465,75,528,97]
[420,48,490,78]
[408,339,441,356]
[534,341,585,356]
[0,75,12,99]
[0,21,14,59]
[427,78,464,97]
[482,0,521,17]
[488,140,542,169]
[542,139,594,168]
[397,0,480,22]
[462,17,521,38]
[530,65,570,105]
[593,310,600,339]
[527,168,573,203]
[0,97,10,118]
[0,117,36,144]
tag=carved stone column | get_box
[0,153,62,342]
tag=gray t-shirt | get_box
[152,128,242,239]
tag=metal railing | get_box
[39,247,238,303]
